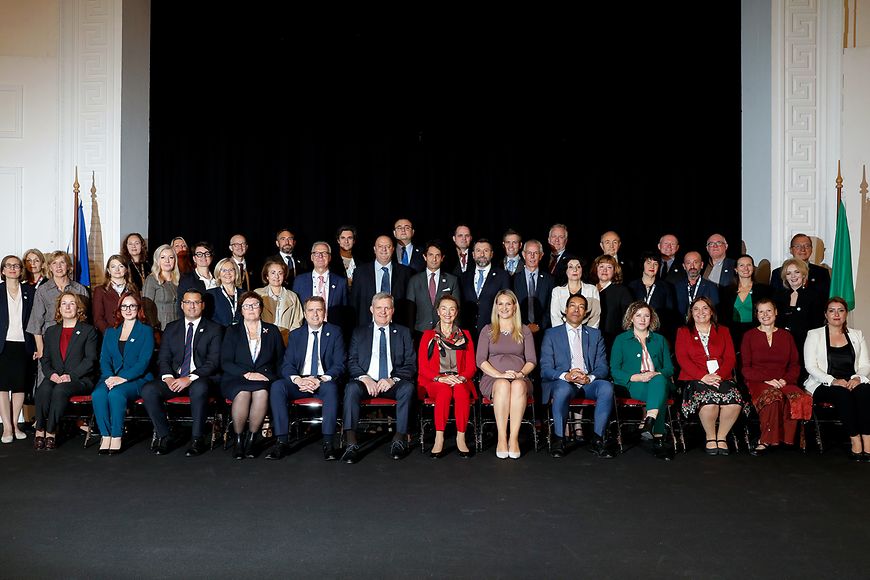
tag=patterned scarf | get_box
[427,325,468,360]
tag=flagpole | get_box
[73,166,80,280]
[836,160,843,210]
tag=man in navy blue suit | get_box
[393,218,426,273]
[341,293,416,464]
[267,296,346,461]
[512,239,554,337]
[140,288,223,457]
[540,294,615,458]
[674,251,720,318]
[349,235,412,328]
[459,239,511,339]
[292,241,348,325]
[702,233,736,288]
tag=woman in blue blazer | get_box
[92,292,154,454]
[220,292,285,459]
[207,258,242,327]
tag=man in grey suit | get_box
[406,241,461,336]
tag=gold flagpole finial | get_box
[90,170,97,200]
[861,164,869,200]
[836,160,843,207]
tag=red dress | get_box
[417,329,477,432]
[740,327,811,445]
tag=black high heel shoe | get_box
[232,433,245,460]
[244,432,257,459]
[640,416,655,440]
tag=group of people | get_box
[0,221,867,463]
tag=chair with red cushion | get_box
[545,398,615,451]
[64,395,98,448]
[475,395,538,453]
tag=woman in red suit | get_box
[676,296,745,455]
[740,298,810,455]
[418,294,476,458]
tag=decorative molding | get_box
[0,167,24,250]
[0,85,24,139]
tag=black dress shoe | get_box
[244,432,257,459]
[717,440,730,456]
[429,448,446,459]
[185,437,207,457]
[750,443,769,457]
[154,436,170,455]
[98,447,110,456]
[341,443,361,464]
[654,438,674,461]
[457,448,473,458]
[232,434,245,460]
[265,441,290,460]
[850,451,864,462]
[390,439,409,460]
[640,416,655,440]
[550,437,565,458]
[590,437,615,459]
[323,445,339,461]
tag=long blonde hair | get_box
[150,244,180,284]
[490,289,524,344]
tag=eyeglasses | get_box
[181,300,203,306]
[230,242,247,247]
[193,251,212,258]
[311,252,330,258]
[3,264,22,270]
[791,243,812,250]
[119,304,139,311]
[706,241,726,247]
[241,303,260,310]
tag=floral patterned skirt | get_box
[681,379,748,417]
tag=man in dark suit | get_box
[406,241,461,334]
[228,233,254,292]
[702,233,736,288]
[600,230,636,282]
[540,294,615,458]
[267,296,346,461]
[445,224,473,277]
[501,228,523,277]
[459,238,511,339]
[349,235,412,327]
[266,228,309,289]
[292,241,348,325]
[140,288,223,456]
[341,293,416,463]
[658,233,684,283]
[513,239,553,337]
[674,251,720,318]
[393,218,426,273]
[769,233,831,297]
[546,223,576,286]
[334,225,358,286]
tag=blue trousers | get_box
[343,379,413,434]
[270,378,340,438]
[550,378,614,438]
[91,381,143,437]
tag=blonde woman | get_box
[208,258,243,327]
[142,244,179,330]
[476,289,536,459]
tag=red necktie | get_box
[428,272,436,305]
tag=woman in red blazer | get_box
[418,294,476,458]
[676,296,745,455]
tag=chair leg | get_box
[813,415,824,453]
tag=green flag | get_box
[830,199,855,309]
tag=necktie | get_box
[571,328,586,372]
[507,259,515,274]
[475,269,485,297]
[180,322,194,376]
[528,272,536,322]
[660,260,667,279]
[285,255,294,275]
[549,254,558,274]
[380,266,391,294]
[378,327,388,380]
[400,246,408,266]
[460,252,467,271]
[317,275,325,298]
[428,272,436,305]
[309,330,319,376]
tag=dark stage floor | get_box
[1,432,869,579]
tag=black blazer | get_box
[348,323,416,383]
[157,317,223,380]
[546,252,577,286]
[459,266,511,337]
[40,322,99,388]
[718,282,773,326]
[350,261,412,327]
[219,321,285,383]
[406,270,461,332]
[770,262,831,299]
[0,282,35,355]
[512,267,555,329]
[599,284,634,339]
[396,244,426,273]
[282,322,346,380]
[661,257,684,284]
[265,253,310,289]
[176,271,215,319]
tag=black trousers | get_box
[140,378,210,438]
[814,383,870,436]
[34,378,90,432]
[343,379,413,434]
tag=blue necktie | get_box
[381,266,391,294]
[180,322,194,376]
[476,269,485,297]
[401,246,408,266]
[378,327,388,380]
[309,330,319,376]
[528,273,536,322]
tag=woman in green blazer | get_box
[610,301,674,447]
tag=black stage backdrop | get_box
[149,5,742,273]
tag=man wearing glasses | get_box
[769,233,831,297]
[292,241,348,324]
[228,234,253,291]
[702,233,736,288]
[140,288,223,457]
[393,218,425,273]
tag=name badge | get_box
[706,359,720,374]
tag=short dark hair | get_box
[473,238,493,251]
[423,240,444,255]
[181,287,205,302]
[192,241,214,255]
[336,225,357,240]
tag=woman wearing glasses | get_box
[0,256,35,443]
[91,293,154,454]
